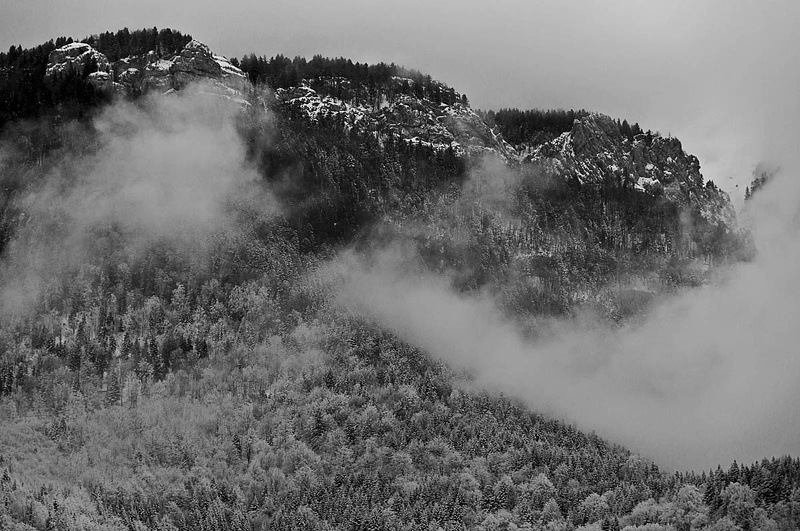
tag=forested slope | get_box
[0,29,788,531]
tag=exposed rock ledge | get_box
[44,39,249,99]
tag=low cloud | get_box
[332,163,800,472]
[0,83,278,317]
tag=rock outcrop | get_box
[44,42,112,87]
[86,71,120,95]
[43,39,248,100]
[278,77,516,159]
[524,113,736,230]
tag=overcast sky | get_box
[2,0,799,199]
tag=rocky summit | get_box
[523,113,736,231]
[43,38,248,99]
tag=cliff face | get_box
[44,42,112,85]
[43,39,248,99]
[524,113,736,232]
[277,78,517,160]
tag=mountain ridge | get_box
[3,33,737,235]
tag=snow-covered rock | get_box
[86,71,122,95]
[524,113,736,230]
[278,76,516,160]
[44,42,111,86]
[171,40,224,87]
[43,39,249,100]
[213,54,249,89]
[143,59,174,92]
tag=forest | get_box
[485,109,644,147]
[0,28,192,127]
[238,53,467,109]
[0,29,790,531]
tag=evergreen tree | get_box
[106,366,121,406]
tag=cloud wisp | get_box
[0,84,278,318]
[331,165,800,472]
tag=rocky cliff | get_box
[44,42,112,86]
[277,78,517,160]
[522,113,736,231]
[43,38,248,99]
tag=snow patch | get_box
[61,42,91,53]
[213,54,247,80]
[149,59,173,72]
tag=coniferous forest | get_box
[0,28,794,531]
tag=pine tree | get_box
[107,366,121,406]
[121,331,132,358]
[620,119,632,140]
[149,336,162,380]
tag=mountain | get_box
[0,29,789,531]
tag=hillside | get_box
[0,30,790,531]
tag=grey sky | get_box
[2,1,799,198]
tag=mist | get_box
[0,83,278,318]
[331,161,800,472]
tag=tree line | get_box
[486,108,644,147]
[0,28,191,129]
[237,53,468,107]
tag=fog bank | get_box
[0,84,277,317]
[333,166,800,471]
